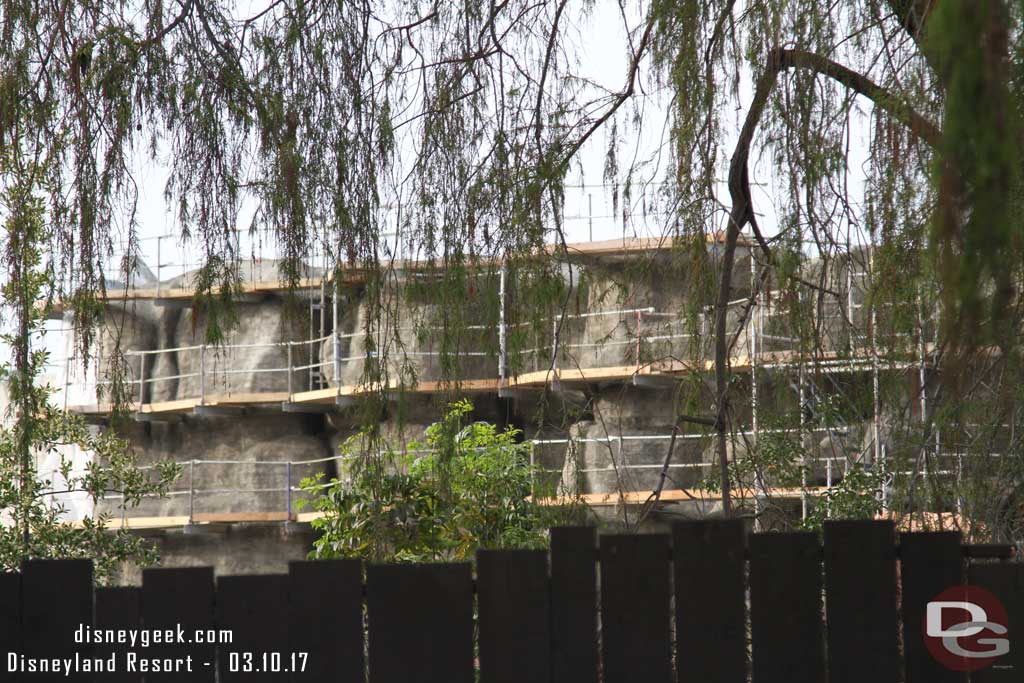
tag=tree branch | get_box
[554,8,657,172]
[712,46,942,517]
[780,48,941,147]
[138,0,194,49]
[886,0,938,66]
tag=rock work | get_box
[81,242,898,581]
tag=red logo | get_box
[924,585,1011,672]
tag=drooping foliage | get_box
[0,167,179,582]
[2,1,1024,540]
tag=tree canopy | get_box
[2,1,1024,528]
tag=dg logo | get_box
[924,585,1011,672]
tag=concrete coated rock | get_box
[113,523,318,585]
[558,386,709,494]
[98,302,159,403]
[96,411,332,518]
[174,299,315,399]
[328,289,498,388]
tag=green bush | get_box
[300,399,567,562]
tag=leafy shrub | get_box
[300,399,568,562]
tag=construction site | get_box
[33,228,984,581]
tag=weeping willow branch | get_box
[553,9,657,173]
[713,46,941,517]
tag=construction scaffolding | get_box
[41,231,977,530]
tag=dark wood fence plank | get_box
[749,532,824,683]
[367,563,474,683]
[673,520,747,683]
[550,526,598,683]
[599,533,672,683]
[217,574,289,683]
[824,520,899,683]
[21,559,93,683]
[141,567,216,683]
[288,559,364,683]
[0,573,20,682]
[969,562,1024,682]
[477,549,550,683]
[900,532,965,683]
[94,587,142,683]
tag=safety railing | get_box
[531,425,862,490]
[95,229,335,293]
[61,425,908,525]
[55,286,928,411]
[41,416,1000,527]
[93,227,413,296]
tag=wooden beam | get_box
[66,343,926,417]
[64,485,833,531]
[191,511,296,523]
[295,511,327,523]
[65,515,192,530]
[533,486,832,507]
[207,392,290,406]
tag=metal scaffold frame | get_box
[41,234,976,529]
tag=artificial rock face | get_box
[95,302,159,404]
[114,524,318,585]
[100,306,319,405]
[559,384,712,494]
[86,243,819,577]
[559,253,755,373]
[174,300,313,400]
[97,411,333,519]
[324,281,498,389]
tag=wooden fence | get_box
[1,520,1021,682]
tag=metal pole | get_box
[308,290,314,390]
[155,235,162,299]
[750,250,758,435]
[318,277,326,390]
[847,252,854,332]
[635,310,642,373]
[917,292,929,484]
[137,353,145,409]
[333,284,341,390]
[499,266,507,382]
[870,243,884,513]
[286,461,293,520]
[799,363,808,520]
[188,460,195,523]
[847,250,856,376]
[199,345,206,405]
[933,295,944,510]
[320,280,326,338]
[287,342,294,398]
[749,248,761,528]
[826,457,833,519]
[881,444,888,510]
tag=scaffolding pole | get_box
[498,266,507,383]
[917,291,929,486]
[798,362,806,518]
[870,243,884,510]
[333,281,342,392]
[749,245,762,527]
